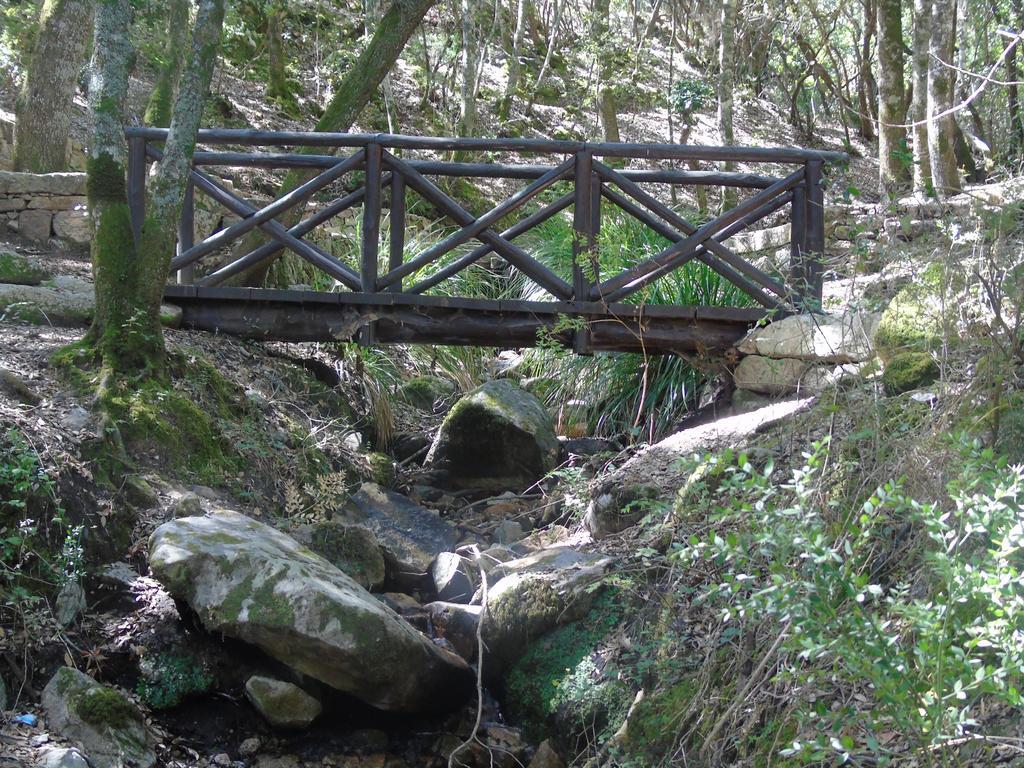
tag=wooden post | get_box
[177,179,195,284]
[360,142,382,344]
[573,151,596,353]
[788,183,807,306]
[127,136,147,247]
[803,159,825,311]
[389,173,406,293]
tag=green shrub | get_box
[677,440,1024,765]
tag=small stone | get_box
[123,474,158,509]
[170,492,203,519]
[17,209,52,241]
[493,520,524,545]
[52,209,91,244]
[244,676,322,729]
[528,740,564,768]
[60,406,91,432]
[430,552,474,603]
[191,485,219,500]
[237,737,261,758]
[212,754,232,767]
[55,581,86,627]
[37,747,90,768]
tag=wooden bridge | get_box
[126,128,845,355]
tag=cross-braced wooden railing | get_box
[125,128,844,352]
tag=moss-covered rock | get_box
[398,375,456,411]
[426,379,559,491]
[244,675,322,729]
[882,352,939,394]
[306,520,386,590]
[41,667,157,768]
[148,510,470,712]
[0,250,49,285]
[366,451,396,487]
[874,283,946,360]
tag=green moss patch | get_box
[504,590,629,743]
[136,651,213,710]
[0,250,49,286]
[882,352,939,395]
[73,685,141,727]
[874,283,946,361]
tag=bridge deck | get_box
[163,285,767,354]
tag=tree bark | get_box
[718,0,738,209]
[86,0,153,375]
[857,0,877,141]
[877,0,909,197]
[498,0,528,120]
[139,0,226,330]
[14,0,93,173]
[927,0,961,198]
[266,1,291,108]
[144,0,190,127]
[228,0,440,287]
[458,0,480,137]
[911,0,933,194]
[594,0,621,143]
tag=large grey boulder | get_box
[244,676,321,729]
[288,520,386,591]
[426,380,559,491]
[40,667,157,768]
[0,277,181,328]
[737,312,879,364]
[148,510,470,712]
[338,483,458,586]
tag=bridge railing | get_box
[125,128,844,318]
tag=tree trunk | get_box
[86,0,152,375]
[1011,0,1024,154]
[927,0,961,198]
[14,0,93,173]
[877,0,909,197]
[911,0,932,194]
[229,0,440,287]
[144,0,190,127]
[139,0,226,330]
[458,0,480,137]
[857,0,877,141]
[594,0,621,142]
[266,2,291,107]
[498,0,528,120]
[718,0,738,209]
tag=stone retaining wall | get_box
[0,170,90,245]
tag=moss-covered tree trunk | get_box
[14,0,93,173]
[926,0,961,198]
[144,0,190,127]
[911,0,932,195]
[266,1,291,108]
[139,0,227,322]
[877,0,908,198]
[87,0,154,376]
[223,0,440,288]
[88,0,225,380]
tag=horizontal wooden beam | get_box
[163,286,767,354]
[127,127,848,164]
[188,151,781,188]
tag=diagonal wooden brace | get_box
[381,151,573,300]
[378,157,574,289]
[147,145,361,290]
[170,150,364,271]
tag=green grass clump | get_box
[136,652,213,710]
